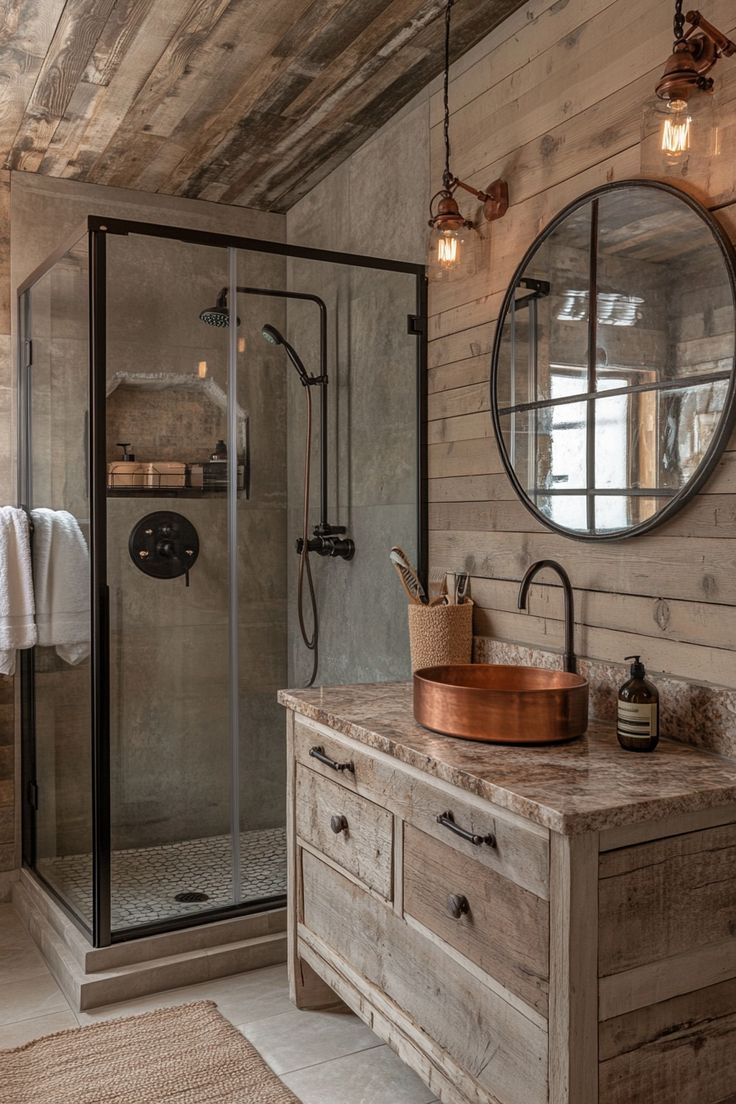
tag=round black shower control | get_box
[129,511,199,581]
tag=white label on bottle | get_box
[618,701,657,740]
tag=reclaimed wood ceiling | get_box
[0,0,525,213]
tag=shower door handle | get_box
[309,745,355,774]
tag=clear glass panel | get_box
[106,233,233,933]
[227,251,290,905]
[26,235,93,928]
[236,248,419,885]
[25,225,421,938]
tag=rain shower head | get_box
[199,305,230,327]
[199,290,239,327]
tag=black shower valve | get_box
[129,511,200,581]
[295,528,355,560]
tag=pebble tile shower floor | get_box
[37,826,286,929]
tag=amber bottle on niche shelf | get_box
[617,656,660,752]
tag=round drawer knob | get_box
[447,893,470,919]
[330,814,348,835]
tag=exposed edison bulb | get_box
[427,226,477,282]
[197,360,208,378]
[660,99,692,162]
[641,92,716,179]
[437,232,459,265]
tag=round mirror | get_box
[490,180,736,540]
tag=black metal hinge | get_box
[27,780,38,810]
[407,314,426,336]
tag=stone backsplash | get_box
[474,637,736,760]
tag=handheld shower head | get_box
[261,324,311,386]
[261,323,284,346]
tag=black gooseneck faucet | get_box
[517,559,577,674]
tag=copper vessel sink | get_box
[413,664,589,745]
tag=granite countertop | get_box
[278,682,736,835]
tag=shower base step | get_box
[13,871,286,1012]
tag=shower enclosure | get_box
[17,216,427,947]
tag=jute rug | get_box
[0,1000,300,1104]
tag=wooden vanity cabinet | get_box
[285,710,736,1104]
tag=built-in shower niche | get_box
[105,372,248,497]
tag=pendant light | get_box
[427,0,508,282]
[641,3,735,178]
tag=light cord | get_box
[442,0,454,191]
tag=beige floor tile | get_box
[0,909,439,1103]
[282,1044,436,1104]
[76,962,292,1026]
[0,973,69,1026]
[242,1007,381,1075]
[0,908,50,984]
[0,1010,78,1049]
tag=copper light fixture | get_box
[428,0,508,281]
[641,1,735,176]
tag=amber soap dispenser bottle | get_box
[617,656,659,752]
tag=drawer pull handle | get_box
[437,810,496,849]
[309,745,355,774]
[330,814,349,835]
[447,893,470,920]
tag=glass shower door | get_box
[105,232,237,935]
[20,233,94,931]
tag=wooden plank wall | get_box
[427,0,736,690]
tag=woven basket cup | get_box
[407,600,474,672]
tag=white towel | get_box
[0,506,37,675]
[31,508,90,666]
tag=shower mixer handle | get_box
[129,511,200,582]
[296,530,355,560]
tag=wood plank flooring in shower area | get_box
[36,827,286,930]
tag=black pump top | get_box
[625,654,646,679]
[117,442,134,461]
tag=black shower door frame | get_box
[19,215,428,948]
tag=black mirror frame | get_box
[490,178,736,542]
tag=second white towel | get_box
[31,508,90,666]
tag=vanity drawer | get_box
[293,716,549,899]
[299,849,548,1104]
[403,825,549,1016]
[401,780,549,900]
[293,718,378,791]
[295,763,393,899]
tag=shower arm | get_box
[218,285,343,542]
